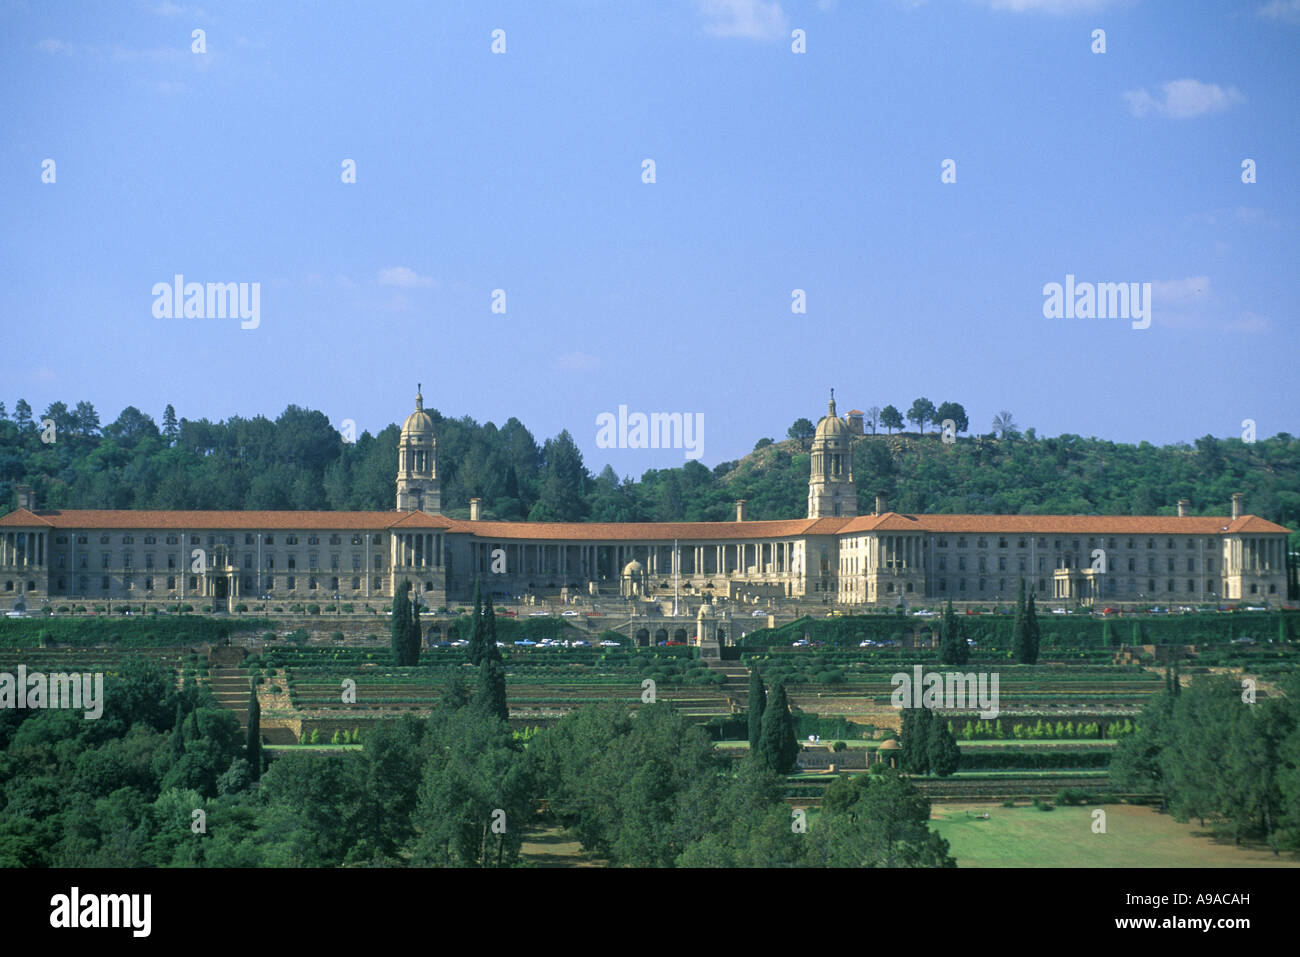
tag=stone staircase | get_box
[704,659,752,713]
[207,664,254,731]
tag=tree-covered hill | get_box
[0,398,1296,541]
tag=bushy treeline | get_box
[1111,670,1300,851]
[2,398,1297,535]
[0,658,954,867]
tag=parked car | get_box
[529,612,549,617]
[562,610,580,617]
[666,640,686,646]
[792,639,810,647]
[599,639,620,647]
[514,639,537,646]
[752,610,768,617]
[570,639,590,648]
[858,639,875,647]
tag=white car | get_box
[562,610,580,617]
[529,612,549,617]
[858,639,874,648]
[792,639,810,647]
[599,639,620,647]
[450,639,469,647]
[752,610,768,617]
[913,610,937,617]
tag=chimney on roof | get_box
[875,494,886,516]
[1231,493,1243,520]
[14,484,34,511]
[469,498,482,521]
[736,499,747,522]
[1177,499,1190,518]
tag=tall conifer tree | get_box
[758,681,799,774]
[246,679,261,780]
[747,666,767,753]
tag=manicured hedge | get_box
[0,616,276,648]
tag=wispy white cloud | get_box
[697,0,789,40]
[555,352,600,371]
[1152,276,1211,303]
[1122,79,1244,118]
[378,266,434,288]
[974,0,1117,11]
[1228,312,1271,333]
[1259,0,1300,24]
[36,38,75,55]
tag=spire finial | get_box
[415,384,423,411]
[828,388,837,417]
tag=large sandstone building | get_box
[0,391,1291,615]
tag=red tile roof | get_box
[0,508,1287,539]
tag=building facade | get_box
[0,391,1291,612]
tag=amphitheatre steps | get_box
[206,665,253,730]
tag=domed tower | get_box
[807,390,857,519]
[396,386,440,513]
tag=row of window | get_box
[37,575,389,594]
[933,536,1216,551]
[51,533,386,547]
[54,553,387,571]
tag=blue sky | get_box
[3,0,1297,477]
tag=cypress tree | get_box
[483,592,498,657]
[1102,620,1115,648]
[758,681,799,774]
[171,702,186,763]
[477,656,508,722]
[926,716,961,777]
[1012,578,1031,663]
[404,592,422,666]
[747,666,767,753]
[246,680,261,780]
[391,580,412,664]
[904,706,933,775]
[1024,588,1041,664]
[468,579,485,666]
[939,598,967,665]
[1132,621,1143,646]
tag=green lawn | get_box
[931,804,1300,867]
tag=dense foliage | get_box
[1,399,1296,539]
[1112,671,1300,850]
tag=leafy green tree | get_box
[880,405,904,435]
[907,398,936,434]
[757,681,799,774]
[161,404,179,445]
[934,401,969,435]
[806,769,955,867]
[528,429,588,522]
[411,706,531,867]
[747,667,767,752]
[786,418,815,448]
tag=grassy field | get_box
[931,803,1300,868]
